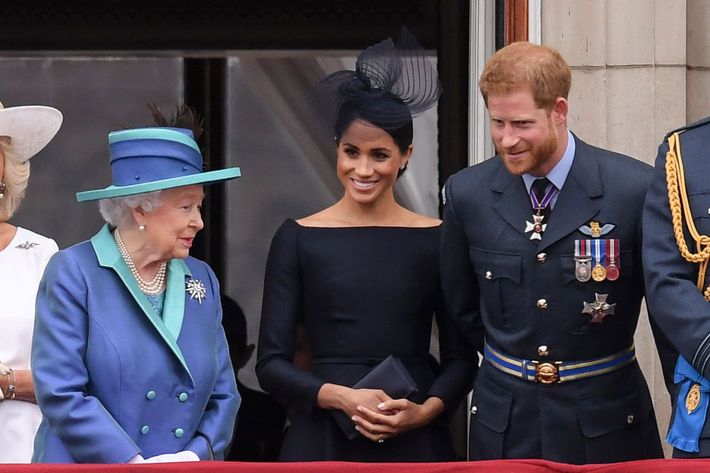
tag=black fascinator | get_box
[311,27,442,140]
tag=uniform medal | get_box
[591,264,606,282]
[591,238,606,282]
[574,239,592,282]
[606,239,620,281]
[582,293,616,323]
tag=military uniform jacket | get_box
[441,134,662,463]
[643,117,710,456]
[31,225,240,463]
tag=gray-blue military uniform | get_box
[643,116,710,457]
[441,132,664,464]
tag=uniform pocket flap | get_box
[470,248,522,284]
[690,193,710,226]
[689,192,710,209]
[578,386,651,438]
[471,376,513,433]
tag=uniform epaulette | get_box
[664,115,710,140]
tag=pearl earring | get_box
[0,181,6,199]
[138,224,145,231]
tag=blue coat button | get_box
[141,425,150,435]
[146,391,156,400]
[178,392,189,402]
[174,428,184,438]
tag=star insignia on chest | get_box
[15,240,39,250]
[186,278,206,304]
[524,214,547,240]
[582,293,616,323]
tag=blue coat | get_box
[441,134,664,463]
[31,225,239,463]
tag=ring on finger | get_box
[377,434,385,444]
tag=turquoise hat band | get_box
[108,128,200,152]
[76,167,240,202]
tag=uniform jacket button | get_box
[141,425,150,435]
[178,392,189,402]
[146,390,156,400]
[538,345,549,357]
[471,405,478,415]
[537,298,548,310]
[174,428,184,438]
[536,252,547,263]
[485,271,493,280]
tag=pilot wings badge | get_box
[579,221,615,238]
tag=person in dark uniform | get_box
[256,30,475,462]
[643,117,710,457]
[440,41,664,464]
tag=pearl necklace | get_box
[114,229,167,295]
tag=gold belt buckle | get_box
[533,361,561,384]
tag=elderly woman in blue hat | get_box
[31,111,241,464]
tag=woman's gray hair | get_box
[0,137,31,222]
[98,190,164,228]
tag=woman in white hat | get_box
[0,103,62,463]
[32,108,240,463]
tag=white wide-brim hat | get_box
[0,103,63,163]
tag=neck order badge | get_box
[525,178,558,240]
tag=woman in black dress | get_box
[256,30,475,462]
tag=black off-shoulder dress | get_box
[256,219,475,462]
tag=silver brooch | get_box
[16,241,39,250]
[186,278,206,304]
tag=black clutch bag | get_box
[332,355,419,440]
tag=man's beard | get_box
[499,120,559,176]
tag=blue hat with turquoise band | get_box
[76,127,240,202]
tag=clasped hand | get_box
[351,397,433,442]
[317,383,444,443]
[336,387,393,420]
